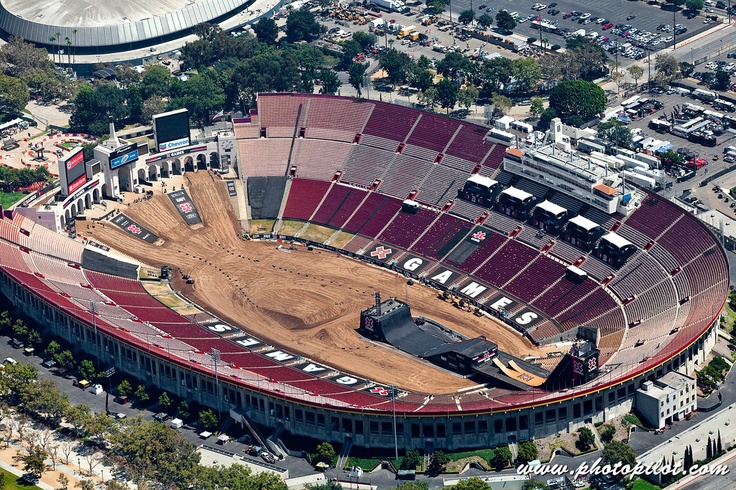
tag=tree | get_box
[562,43,608,82]
[16,445,47,478]
[654,54,680,86]
[549,79,606,125]
[141,95,167,124]
[495,11,517,33]
[436,78,458,113]
[410,68,434,93]
[611,65,626,95]
[305,482,343,490]
[707,436,713,459]
[117,380,132,397]
[479,57,512,95]
[602,440,637,468]
[0,311,10,329]
[70,83,129,135]
[0,37,54,78]
[428,450,451,475]
[679,62,695,78]
[380,49,412,86]
[459,9,476,25]
[715,70,731,91]
[53,350,75,371]
[0,74,29,114]
[418,86,439,109]
[168,70,225,129]
[576,427,596,452]
[253,17,279,45]
[491,93,513,117]
[599,424,616,443]
[43,341,60,359]
[512,57,541,92]
[477,14,494,29]
[686,0,704,9]
[517,441,538,463]
[348,62,367,98]
[319,69,342,95]
[78,360,96,382]
[194,463,287,490]
[352,31,377,51]
[491,446,512,470]
[199,409,218,432]
[12,319,27,339]
[627,65,644,88]
[1,363,38,404]
[139,65,171,99]
[530,98,545,118]
[718,430,723,455]
[27,330,42,347]
[458,85,479,111]
[598,120,633,148]
[64,404,91,437]
[395,484,429,490]
[177,400,190,421]
[437,52,472,80]
[660,149,685,169]
[57,473,69,490]
[426,0,451,13]
[315,442,336,466]
[522,481,549,490]
[286,10,321,43]
[110,420,200,486]
[158,392,172,410]
[400,449,422,470]
[452,477,491,489]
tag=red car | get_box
[602,23,613,29]
[563,12,573,18]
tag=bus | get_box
[648,119,672,133]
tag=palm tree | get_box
[55,32,61,65]
[72,29,77,64]
[65,37,71,67]
[49,35,57,63]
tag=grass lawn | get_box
[631,478,661,490]
[0,191,25,209]
[330,231,354,249]
[300,224,337,243]
[346,457,399,471]
[278,220,307,236]
[155,293,188,308]
[2,468,42,490]
[249,219,274,234]
[446,449,495,462]
[723,300,736,333]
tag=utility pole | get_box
[392,385,399,461]
[211,348,222,423]
[104,367,115,414]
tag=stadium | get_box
[0,0,255,55]
[0,93,727,453]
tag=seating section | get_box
[557,288,618,329]
[445,124,492,162]
[684,248,725,294]
[234,123,260,139]
[411,214,471,258]
[609,253,665,300]
[533,278,597,314]
[258,94,310,129]
[504,256,566,303]
[474,240,538,287]
[363,103,420,141]
[304,96,372,138]
[379,156,434,198]
[311,185,353,225]
[484,144,506,169]
[416,165,470,206]
[407,113,462,153]
[625,195,683,239]
[344,194,402,237]
[327,187,368,228]
[379,208,438,249]
[658,215,716,264]
[453,229,506,271]
[295,140,352,180]
[341,145,394,186]
[238,139,291,177]
[282,179,331,221]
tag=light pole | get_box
[104,367,115,414]
[90,300,98,360]
[211,348,222,424]
[77,458,81,474]
[391,386,398,461]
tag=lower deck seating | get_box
[379,208,438,249]
[282,179,331,221]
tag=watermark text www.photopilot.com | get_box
[517,457,730,481]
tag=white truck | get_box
[369,18,385,32]
[369,0,406,12]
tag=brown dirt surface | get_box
[92,172,552,395]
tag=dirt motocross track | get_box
[93,172,551,394]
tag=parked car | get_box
[261,452,276,464]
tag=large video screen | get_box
[154,110,190,152]
[65,149,87,194]
[110,143,139,169]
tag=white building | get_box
[635,371,696,429]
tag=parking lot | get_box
[443,0,713,53]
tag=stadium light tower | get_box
[211,348,222,422]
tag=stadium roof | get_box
[0,0,250,48]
